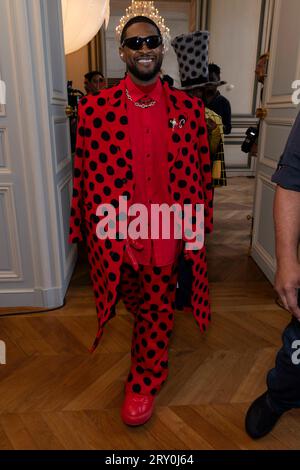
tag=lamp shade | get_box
[61,0,110,55]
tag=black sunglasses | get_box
[122,35,162,51]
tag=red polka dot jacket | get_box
[69,78,213,352]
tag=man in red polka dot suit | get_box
[69,9,213,426]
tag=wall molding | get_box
[251,172,276,283]
[57,173,74,280]
[40,0,68,105]
[51,115,72,174]
[258,116,295,169]
[0,184,23,280]
[0,127,10,172]
[0,287,65,309]
[264,0,300,108]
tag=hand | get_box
[275,261,300,320]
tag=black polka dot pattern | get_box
[119,262,178,395]
[68,80,213,356]
[171,31,210,88]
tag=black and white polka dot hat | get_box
[171,31,226,90]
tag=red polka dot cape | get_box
[69,78,213,352]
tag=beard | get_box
[127,55,163,82]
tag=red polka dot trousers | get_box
[118,261,179,397]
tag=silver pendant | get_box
[170,118,177,130]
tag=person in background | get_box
[203,63,232,135]
[255,52,269,86]
[249,52,270,157]
[172,32,227,190]
[84,70,105,94]
[245,109,300,439]
[67,81,84,153]
[172,31,226,310]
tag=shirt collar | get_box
[125,74,163,103]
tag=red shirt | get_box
[125,74,180,266]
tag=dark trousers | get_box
[267,316,300,413]
[175,252,193,310]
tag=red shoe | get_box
[121,391,155,426]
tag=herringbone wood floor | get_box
[1,177,299,450]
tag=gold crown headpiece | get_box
[116,1,171,51]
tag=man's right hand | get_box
[275,261,300,320]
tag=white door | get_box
[251,0,300,283]
[0,0,75,308]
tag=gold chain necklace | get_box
[125,88,156,108]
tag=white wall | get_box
[208,0,264,175]
[209,0,262,116]
[65,45,89,92]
